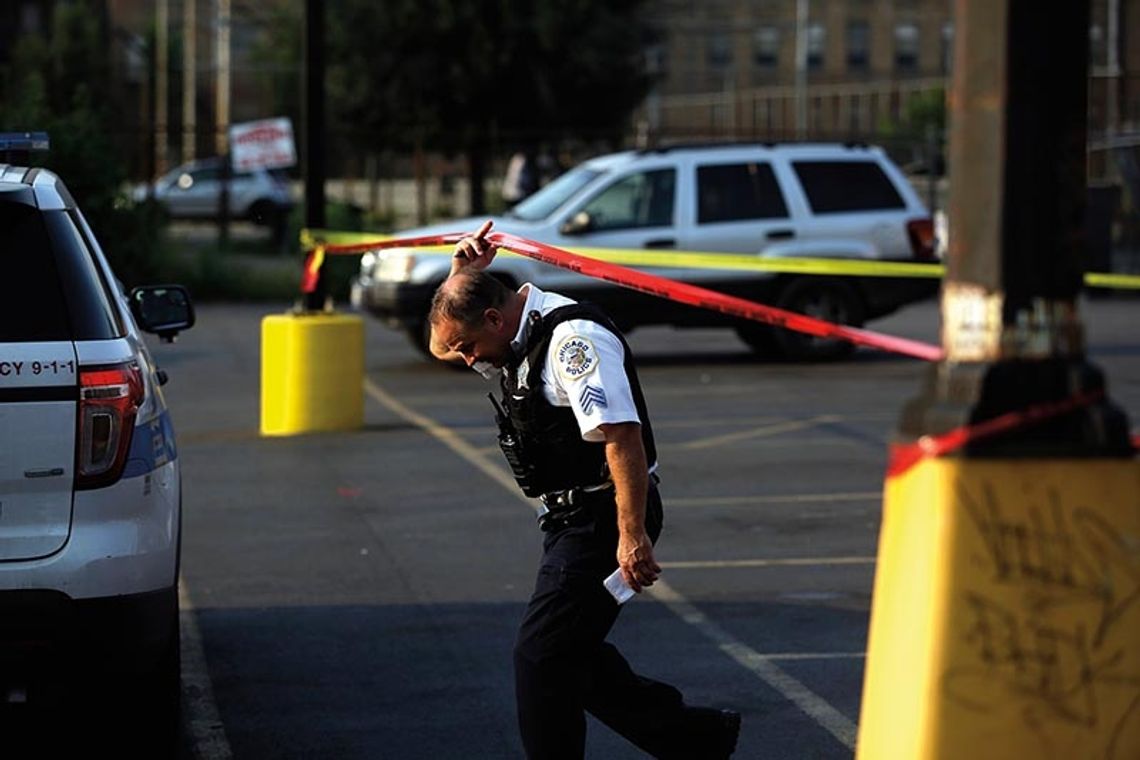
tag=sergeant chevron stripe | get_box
[579,385,608,414]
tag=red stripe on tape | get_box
[300,249,321,293]
[493,232,943,361]
[886,390,1107,477]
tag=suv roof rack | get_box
[0,163,36,185]
[635,139,871,155]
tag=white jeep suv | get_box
[0,162,193,745]
[351,142,937,360]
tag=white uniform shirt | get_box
[503,284,642,443]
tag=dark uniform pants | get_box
[514,484,696,759]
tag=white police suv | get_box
[0,151,193,741]
[352,142,938,360]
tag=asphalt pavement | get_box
[152,294,1140,759]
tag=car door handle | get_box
[766,229,795,240]
[643,239,676,249]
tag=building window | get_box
[808,23,825,71]
[753,26,780,68]
[941,23,954,74]
[707,31,733,70]
[646,43,667,76]
[847,21,870,72]
[1089,24,1105,67]
[894,23,919,72]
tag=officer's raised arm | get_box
[449,219,498,278]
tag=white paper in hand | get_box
[603,568,637,605]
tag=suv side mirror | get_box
[129,285,195,343]
[559,211,593,236]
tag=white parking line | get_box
[667,491,882,507]
[680,414,842,450]
[364,377,860,752]
[661,556,875,569]
[755,652,865,661]
[366,379,522,496]
[179,580,234,760]
[649,581,859,749]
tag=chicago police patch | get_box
[556,335,598,380]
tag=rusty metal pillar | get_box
[857,1,1139,757]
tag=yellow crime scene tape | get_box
[300,228,1140,289]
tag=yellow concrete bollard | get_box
[856,457,1140,760]
[260,312,364,436]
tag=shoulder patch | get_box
[555,335,599,381]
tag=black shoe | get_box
[681,706,741,759]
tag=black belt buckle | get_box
[537,488,586,532]
[541,489,575,509]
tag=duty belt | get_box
[536,482,614,532]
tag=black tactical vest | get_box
[493,303,657,497]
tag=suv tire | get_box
[772,277,864,361]
[146,613,182,751]
[735,323,780,356]
[132,591,182,754]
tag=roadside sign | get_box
[229,118,296,172]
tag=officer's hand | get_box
[451,219,498,275]
[618,531,661,593]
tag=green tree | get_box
[249,2,304,139]
[330,0,655,214]
[0,1,164,283]
[879,87,947,176]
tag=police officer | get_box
[428,222,741,759]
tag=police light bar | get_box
[0,132,50,151]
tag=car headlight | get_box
[377,253,417,283]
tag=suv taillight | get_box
[906,218,936,260]
[76,362,144,490]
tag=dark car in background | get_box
[134,156,293,227]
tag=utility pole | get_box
[155,0,168,179]
[794,0,808,139]
[856,1,1137,758]
[303,0,327,310]
[1107,0,1120,135]
[215,0,230,157]
[216,0,231,246]
[182,0,196,162]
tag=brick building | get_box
[642,0,1139,145]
